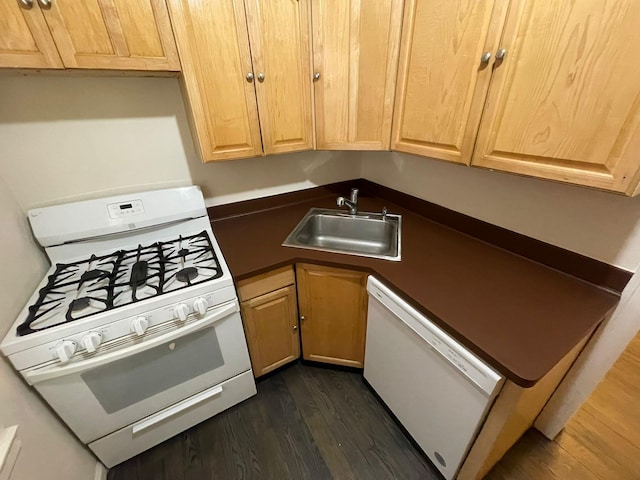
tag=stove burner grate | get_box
[15,231,223,336]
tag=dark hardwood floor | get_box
[108,363,441,480]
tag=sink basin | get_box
[282,208,401,261]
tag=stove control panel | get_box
[107,199,144,219]
[9,284,238,370]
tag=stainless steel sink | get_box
[282,208,401,261]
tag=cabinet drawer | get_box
[89,370,256,468]
[237,266,295,302]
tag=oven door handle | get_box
[131,383,224,437]
[24,302,238,386]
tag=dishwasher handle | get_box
[366,276,503,397]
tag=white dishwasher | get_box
[364,277,504,480]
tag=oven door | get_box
[23,301,252,443]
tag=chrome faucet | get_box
[337,188,359,215]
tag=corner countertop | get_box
[209,187,619,387]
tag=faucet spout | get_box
[336,188,359,215]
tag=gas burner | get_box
[129,261,149,287]
[80,270,109,285]
[15,231,223,336]
[176,267,198,283]
[70,297,91,312]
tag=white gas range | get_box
[0,186,256,468]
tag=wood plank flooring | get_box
[488,332,640,480]
[107,364,440,480]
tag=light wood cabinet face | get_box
[244,0,313,155]
[0,1,62,68]
[168,0,263,162]
[296,264,368,368]
[392,0,508,164]
[472,0,640,194]
[41,0,180,70]
[312,0,403,150]
[241,286,300,378]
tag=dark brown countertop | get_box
[210,186,619,387]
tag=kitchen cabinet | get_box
[1,0,179,71]
[237,267,300,378]
[244,0,314,155]
[472,0,640,194]
[312,0,403,150]
[168,0,313,162]
[391,0,508,164]
[296,263,368,368]
[0,0,63,68]
[393,0,640,194]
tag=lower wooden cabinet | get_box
[296,263,368,368]
[237,264,369,375]
[237,267,299,378]
[241,285,300,377]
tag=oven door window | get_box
[82,326,224,414]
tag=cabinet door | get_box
[40,0,179,70]
[241,286,300,378]
[312,0,403,150]
[244,0,313,155]
[0,0,62,68]
[472,0,640,194]
[391,0,508,164]
[167,0,263,162]
[296,264,368,368]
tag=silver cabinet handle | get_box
[313,72,321,81]
[495,48,507,60]
[300,316,306,321]
[293,325,298,332]
[18,0,34,9]
[37,0,51,9]
[246,72,254,83]
[257,72,265,83]
[480,52,491,63]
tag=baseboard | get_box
[94,461,108,480]
[0,426,21,480]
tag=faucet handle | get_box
[350,188,359,202]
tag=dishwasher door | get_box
[364,277,504,480]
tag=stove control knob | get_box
[174,303,190,322]
[130,316,149,336]
[81,332,102,353]
[55,340,77,364]
[193,297,209,315]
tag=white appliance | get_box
[0,187,256,468]
[364,277,504,480]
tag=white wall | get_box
[0,74,361,212]
[361,152,640,272]
[0,178,97,480]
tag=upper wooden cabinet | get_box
[0,0,62,68]
[296,264,368,368]
[169,0,313,162]
[394,0,640,194]
[245,0,314,155]
[472,0,640,194]
[391,0,508,164]
[41,0,180,70]
[0,0,179,71]
[312,0,403,150]
[168,0,262,161]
